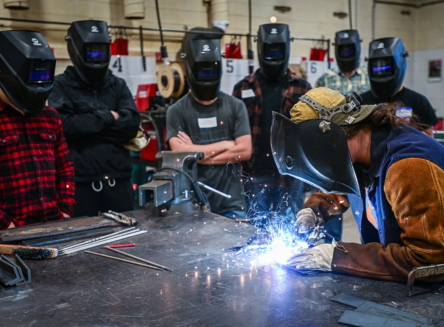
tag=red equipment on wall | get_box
[135,84,168,162]
[110,39,129,56]
[225,37,243,59]
[135,84,158,111]
[110,27,129,56]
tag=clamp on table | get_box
[138,151,230,215]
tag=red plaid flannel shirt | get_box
[0,100,75,230]
[232,69,312,171]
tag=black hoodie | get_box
[49,66,139,182]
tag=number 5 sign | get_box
[220,58,249,94]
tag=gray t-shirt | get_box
[166,92,251,215]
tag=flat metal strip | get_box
[339,310,418,327]
[330,293,366,308]
[356,301,428,324]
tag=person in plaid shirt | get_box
[0,30,75,230]
[233,24,311,215]
[315,30,370,96]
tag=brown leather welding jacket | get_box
[331,126,444,282]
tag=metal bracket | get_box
[407,263,444,297]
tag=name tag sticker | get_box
[241,89,255,99]
[198,117,218,128]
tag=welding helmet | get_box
[182,38,222,101]
[335,29,361,73]
[0,30,56,113]
[257,23,290,80]
[270,87,375,196]
[66,20,111,85]
[368,37,408,99]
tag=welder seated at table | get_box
[271,87,444,282]
[166,32,252,218]
[0,30,75,230]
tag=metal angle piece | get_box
[0,255,24,285]
[13,254,31,285]
[338,310,434,327]
[0,257,21,286]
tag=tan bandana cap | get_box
[290,87,376,126]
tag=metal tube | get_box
[327,39,331,69]
[85,251,163,271]
[348,0,353,29]
[372,0,376,40]
[60,227,137,251]
[197,181,231,198]
[61,230,147,255]
[0,17,331,41]
[140,25,146,72]
[105,247,173,271]
[154,0,164,46]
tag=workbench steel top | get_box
[0,210,443,327]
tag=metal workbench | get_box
[0,210,443,326]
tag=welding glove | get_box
[286,241,336,275]
[295,192,350,233]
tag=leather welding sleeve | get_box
[332,158,444,282]
[95,81,140,143]
[54,114,76,217]
[48,79,116,141]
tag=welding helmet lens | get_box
[338,44,355,59]
[264,43,285,61]
[370,57,394,77]
[195,61,220,81]
[84,43,109,62]
[26,60,55,84]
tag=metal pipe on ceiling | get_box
[375,0,444,8]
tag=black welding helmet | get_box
[182,38,222,101]
[0,30,56,113]
[257,23,290,80]
[335,29,361,73]
[271,113,360,196]
[368,37,408,99]
[66,20,111,85]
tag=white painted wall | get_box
[404,49,444,118]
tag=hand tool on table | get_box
[85,251,163,271]
[0,244,58,259]
[104,246,173,271]
[101,211,137,226]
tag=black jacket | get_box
[48,66,140,182]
